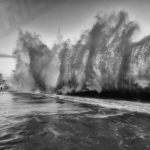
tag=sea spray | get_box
[7,11,150,96]
[11,30,59,92]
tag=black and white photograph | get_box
[1,0,150,149]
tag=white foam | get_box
[85,112,124,118]
[46,94,150,114]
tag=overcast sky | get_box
[1,0,150,78]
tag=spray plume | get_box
[7,11,150,95]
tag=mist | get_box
[6,11,150,96]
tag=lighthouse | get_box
[0,73,4,90]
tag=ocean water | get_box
[0,92,150,150]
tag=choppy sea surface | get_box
[0,92,150,150]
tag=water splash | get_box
[6,11,150,95]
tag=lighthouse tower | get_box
[0,73,4,90]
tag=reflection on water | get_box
[0,92,150,150]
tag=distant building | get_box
[0,73,4,90]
